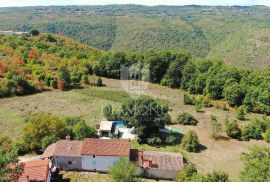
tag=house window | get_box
[68,161,72,165]
[93,155,95,158]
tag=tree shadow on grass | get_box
[196,143,207,153]
[51,172,71,182]
[215,135,231,141]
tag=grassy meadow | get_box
[1,78,269,181]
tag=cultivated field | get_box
[0,77,269,181]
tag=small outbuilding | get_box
[132,150,184,180]
[99,121,113,136]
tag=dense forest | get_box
[0,33,270,115]
[0,5,270,68]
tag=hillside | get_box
[0,5,269,68]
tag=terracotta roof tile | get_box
[139,151,184,171]
[53,140,82,157]
[17,160,49,182]
[41,143,56,159]
[81,138,131,157]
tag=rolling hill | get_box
[0,5,269,69]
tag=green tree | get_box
[223,83,244,107]
[265,128,270,143]
[240,147,270,182]
[204,171,230,182]
[29,29,40,36]
[209,115,222,139]
[236,106,247,121]
[122,98,171,142]
[58,66,71,89]
[224,120,241,139]
[0,135,22,181]
[103,105,113,119]
[23,113,67,152]
[72,121,97,140]
[109,158,139,182]
[176,164,198,182]
[241,123,262,141]
[183,94,195,105]
[177,112,198,125]
[181,130,200,152]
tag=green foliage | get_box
[240,147,270,182]
[23,113,67,152]
[181,130,200,152]
[223,82,244,106]
[103,105,113,120]
[177,112,198,125]
[22,114,98,152]
[209,115,222,139]
[0,135,22,181]
[184,94,195,105]
[264,128,270,143]
[176,164,230,182]
[58,66,71,88]
[176,164,198,182]
[29,29,40,36]
[109,158,139,182]
[147,136,162,146]
[241,123,262,141]
[204,171,230,182]
[236,106,247,120]
[224,120,242,139]
[72,120,97,140]
[121,98,171,143]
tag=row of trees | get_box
[225,117,270,142]
[94,51,270,115]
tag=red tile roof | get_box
[17,160,50,182]
[53,140,82,157]
[138,151,184,171]
[41,143,56,159]
[81,138,131,157]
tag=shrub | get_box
[176,164,197,182]
[96,76,103,87]
[225,120,241,139]
[181,130,200,152]
[204,171,230,182]
[240,147,270,182]
[103,105,113,120]
[147,136,162,146]
[184,94,195,105]
[72,121,97,140]
[165,135,177,145]
[29,29,40,36]
[209,115,222,139]
[177,112,198,125]
[265,128,270,143]
[203,96,213,107]
[236,106,247,120]
[109,158,139,182]
[241,124,262,141]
